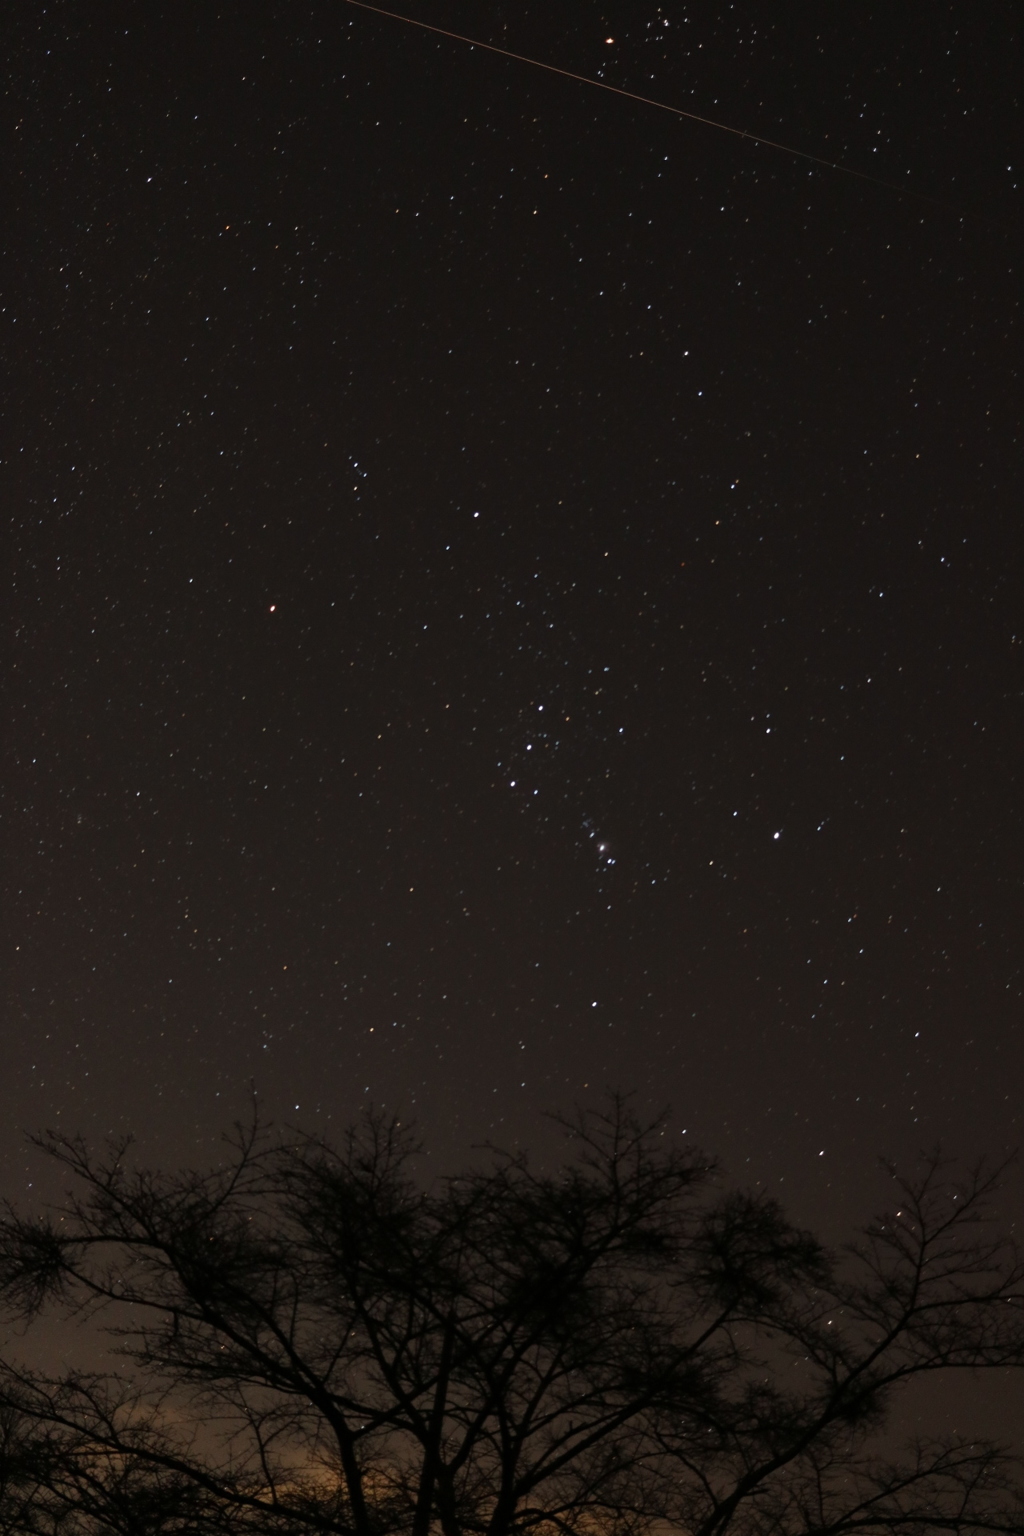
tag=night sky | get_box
[4,0,1022,1426]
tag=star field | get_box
[3,4,1021,1436]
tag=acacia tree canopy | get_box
[0,1098,1021,1536]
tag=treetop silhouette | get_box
[0,1096,1021,1534]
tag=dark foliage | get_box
[0,1099,1021,1535]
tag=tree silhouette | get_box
[0,1099,1021,1535]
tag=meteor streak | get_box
[342,0,958,211]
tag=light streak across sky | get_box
[342,0,959,211]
